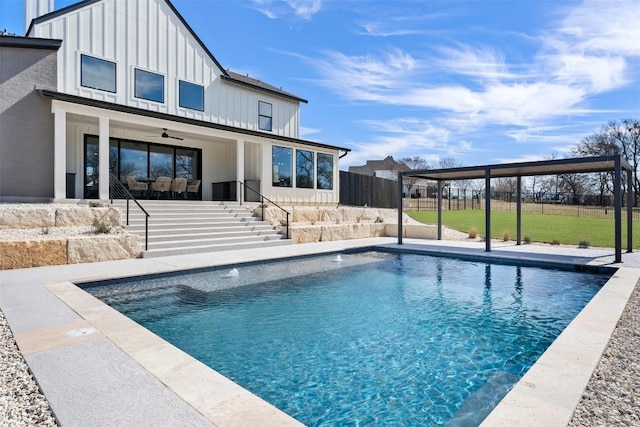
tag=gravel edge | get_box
[568,279,640,426]
[0,310,57,426]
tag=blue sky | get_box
[2,0,639,170]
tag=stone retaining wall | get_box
[0,205,120,229]
[0,204,140,270]
[0,235,140,270]
[259,205,437,243]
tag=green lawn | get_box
[406,210,639,249]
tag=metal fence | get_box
[403,186,640,220]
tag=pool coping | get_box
[2,237,638,426]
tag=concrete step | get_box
[128,224,276,236]
[140,238,292,258]
[126,218,263,229]
[111,199,287,256]
[144,229,282,244]
[147,234,285,250]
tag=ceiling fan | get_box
[148,128,183,140]
[160,128,183,140]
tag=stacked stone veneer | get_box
[0,206,140,270]
[257,206,438,243]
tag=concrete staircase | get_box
[110,200,291,258]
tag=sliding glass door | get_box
[84,134,201,199]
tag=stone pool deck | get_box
[1,237,638,426]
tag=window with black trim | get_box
[317,153,334,190]
[81,54,116,93]
[272,146,292,187]
[134,69,164,103]
[296,149,314,188]
[179,80,204,111]
[259,101,272,131]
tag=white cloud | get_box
[285,0,322,19]
[299,125,322,137]
[434,45,520,80]
[252,0,322,20]
[558,0,640,57]
[340,118,478,168]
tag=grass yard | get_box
[406,210,639,249]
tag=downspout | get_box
[339,149,349,159]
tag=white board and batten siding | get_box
[29,0,300,138]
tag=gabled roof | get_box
[26,0,306,103]
[222,71,308,104]
[348,156,410,176]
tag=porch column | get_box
[236,139,245,204]
[98,117,110,200]
[53,108,66,200]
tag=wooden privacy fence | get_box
[339,171,397,208]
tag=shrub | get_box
[468,226,478,239]
[89,201,104,208]
[578,240,590,249]
[551,239,560,245]
[523,235,532,244]
[502,231,510,241]
[92,218,111,234]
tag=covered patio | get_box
[40,89,347,205]
[397,155,634,263]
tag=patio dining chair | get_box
[186,180,201,199]
[171,177,188,198]
[150,176,172,199]
[126,175,148,198]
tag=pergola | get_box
[396,155,634,263]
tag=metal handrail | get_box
[109,174,150,250]
[239,181,290,239]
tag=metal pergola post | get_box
[516,175,522,245]
[485,167,491,252]
[437,181,443,240]
[397,172,404,245]
[627,169,633,253]
[614,156,622,263]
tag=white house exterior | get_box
[10,0,348,203]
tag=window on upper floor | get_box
[134,69,164,103]
[81,54,116,93]
[272,146,292,187]
[296,149,314,189]
[259,101,272,131]
[179,80,204,111]
[317,153,334,190]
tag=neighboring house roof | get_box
[26,0,306,104]
[0,34,62,50]
[39,89,350,153]
[348,156,410,176]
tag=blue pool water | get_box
[83,251,611,426]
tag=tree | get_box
[398,156,429,197]
[432,155,463,192]
[574,119,640,205]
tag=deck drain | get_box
[66,327,96,337]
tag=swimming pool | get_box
[82,251,611,426]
